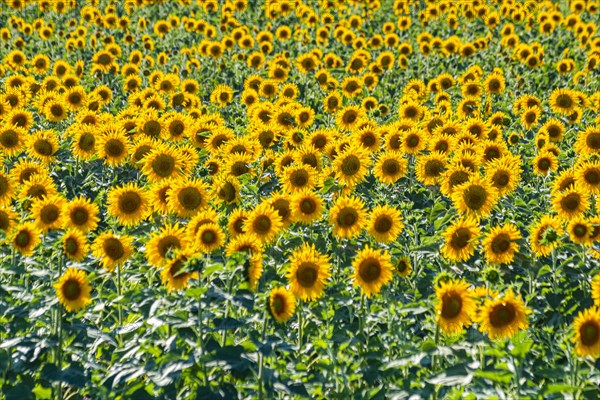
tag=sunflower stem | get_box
[221,268,237,347]
[257,314,268,400]
[297,305,303,350]
[117,263,123,328]
[56,253,64,400]
[197,281,208,387]
[432,324,440,372]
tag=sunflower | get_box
[329,195,367,239]
[30,195,65,232]
[146,223,187,267]
[415,152,447,186]
[549,88,577,115]
[0,172,15,206]
[71,126,97,160]
[352,245,394,297]
[194,222,225,254]
[92,232,134,272]
[10,222,41,255]
[282,165,317,194]
[227,208,249,237]
[441,218,481,262]
[395,256,412,277]
[150,180,173,215]
[373,151,408,184]
[290,190,324,224]
[225,233,263,257]
[435,279,477,335]
[575,159,600,193]
[286,244,331,301]
[62,197,99,233]
[452,176,499,220]
[593,275,600,307]
[477,289,530,340]
[572,307,600,358]
[167,178,209,218]
[333,145,370,188]
[567,217,594,246]
[107,183,150,226]
[211,175,241,206]
[575,126,600,156]
[141,145,186,183]
[529,215,563,257]
[0,207,18,233]
[482,224,521,265]
[161,251,199,292]
[533,151,557,176]
[484,157,521,196]
[269,287,296,323]
[336,105,365,131]
[0,125,26,156]
[54,268,92,313]
[367,205,404,243]
[401,128,426,154]
[61,229,88,262]
[244,202,283,244]
[551,186,590,220]
[43,99,69,122]
[96,124,131,166]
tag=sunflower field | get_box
[1,0,600,398]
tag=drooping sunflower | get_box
[441,218,481,262]
[269,286,296,323]
[286,244,331,301]
[529,215,563,257]
[290,190,324,224]
[225,233,263,258]
[166,178,209,218]
[367,205,404,243]
[30,195,66,232]
[551,186,590,220]
[481,223,522,265]
[61,228,88,262]
[107,183,150,226]
[194,222,225,254]
[477,289,530,340]
[244,202,283,244]
[146,223,187,267]
[161,251,199,293]
[54,268,92,313]
[62,197,99,233]
[10,222,42,255]
[452,176,499,220]
[352,245,394,298]
[573,307,600,358]
[333,145,370,188]
[373,151,408,184]
[435,279,477,335]
[329,195,368,239]
[92,232,134,272]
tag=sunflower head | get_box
[54,267,92,312]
